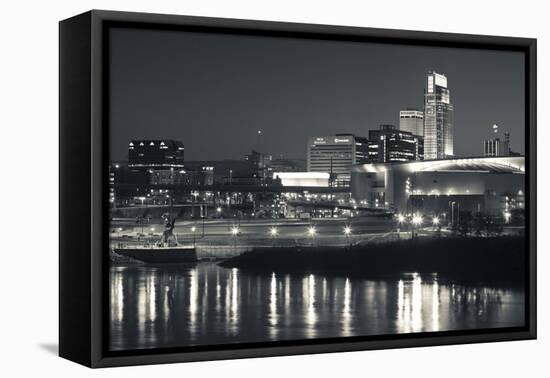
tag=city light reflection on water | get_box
[109,263,525,351]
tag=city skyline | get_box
[104,24,528,355]
[109,28,525,162]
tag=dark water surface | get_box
[109,263,524,351]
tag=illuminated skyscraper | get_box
[367,124,424,163]
[399,109,424,136]
[423,72,454,159]
[307,134,369,185]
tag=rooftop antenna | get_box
[256,130,262,152]
[256,130,265,187]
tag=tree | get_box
[511,208,525,226]
[473,212,485,236]
[474,212,503,237]
[457,211,473,237]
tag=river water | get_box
[109,262,525,351]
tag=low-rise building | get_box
[351,156,525,216]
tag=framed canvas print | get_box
[59,10,536,368]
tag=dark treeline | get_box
[219,236,526,285]
[449,209,525,237]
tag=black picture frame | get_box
[59,9,537,368]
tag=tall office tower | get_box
[423,71,454,160]
[399,109,424,136]
[307,134,369,185]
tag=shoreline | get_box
[218,235,526,286]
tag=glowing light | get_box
[397,214,406,223]
[504,211,511,223]
[412,214,423,225]
[343,226,352,236]
[269,273,278,333]
[432,216,440,225]
[231,226,240,236]
[307,226,316,237]
[216,207,222,213]
[191,226,196,232]
[272,172,330,187]
[270,227,278,237]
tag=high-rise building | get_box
[484,132,511,157]
[399,109,424,136]
[423,72,454,160]
[307,134,370,185]
[367,125,424,163]
[128,140,185,169]
[484,138,510,157]
[244,150,273,183]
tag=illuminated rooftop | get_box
[352,156,525,174]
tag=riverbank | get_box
[219,236,526,284]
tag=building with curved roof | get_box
[351,156,525,216]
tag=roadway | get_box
[110,216,397,247]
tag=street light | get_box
[432,216,442,237]
[231,226,240,236]
[411,214,422,239]
[270,227,278,237]
[307,226,316,237]
[138,196,146,207]
[343,225,352,249]
[396,214,406,240]
[504,211,511,223]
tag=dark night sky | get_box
[109,27,525,162]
